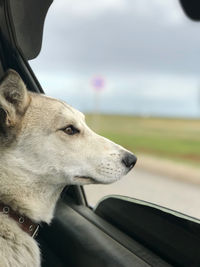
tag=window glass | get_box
[30,0,200,218]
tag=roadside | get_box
[136,153,200,185]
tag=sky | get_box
[30,0,200,117]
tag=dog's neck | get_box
[0,155,64,224]
[0,174,63,224]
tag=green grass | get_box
[86,114,200,167]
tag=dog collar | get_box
[0,202,39,238]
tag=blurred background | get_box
[30,0,200,218]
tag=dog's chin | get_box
[74,176,98,185]
[73,175,121,185]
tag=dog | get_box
[0,69,137,267]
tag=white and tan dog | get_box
[0,69,137,267]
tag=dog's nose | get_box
[122,153,137,170]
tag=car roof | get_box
[0,0,53,92]
[1,0,53,60]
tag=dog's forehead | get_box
[59,101,84,121]
[32,93,84,121]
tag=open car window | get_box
[30,0,200,220]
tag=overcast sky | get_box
[30,0,200,117]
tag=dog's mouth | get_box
[74,176,98,184]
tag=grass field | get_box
[86,114,200,167]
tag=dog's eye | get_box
[62,125,79,135]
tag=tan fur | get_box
[0,70,135,266]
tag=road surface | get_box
[84,166,200,219]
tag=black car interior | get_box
[0,0,200,266]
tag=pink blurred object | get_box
[91,76,105,91]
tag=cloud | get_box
[31,0,200,76]
[30,0,200,117]
[53,0,126,17]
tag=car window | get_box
[30,0,200,219]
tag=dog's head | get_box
[0,70,137,186]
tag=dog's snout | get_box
[122,153,137,170]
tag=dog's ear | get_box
[0,69,30,129]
